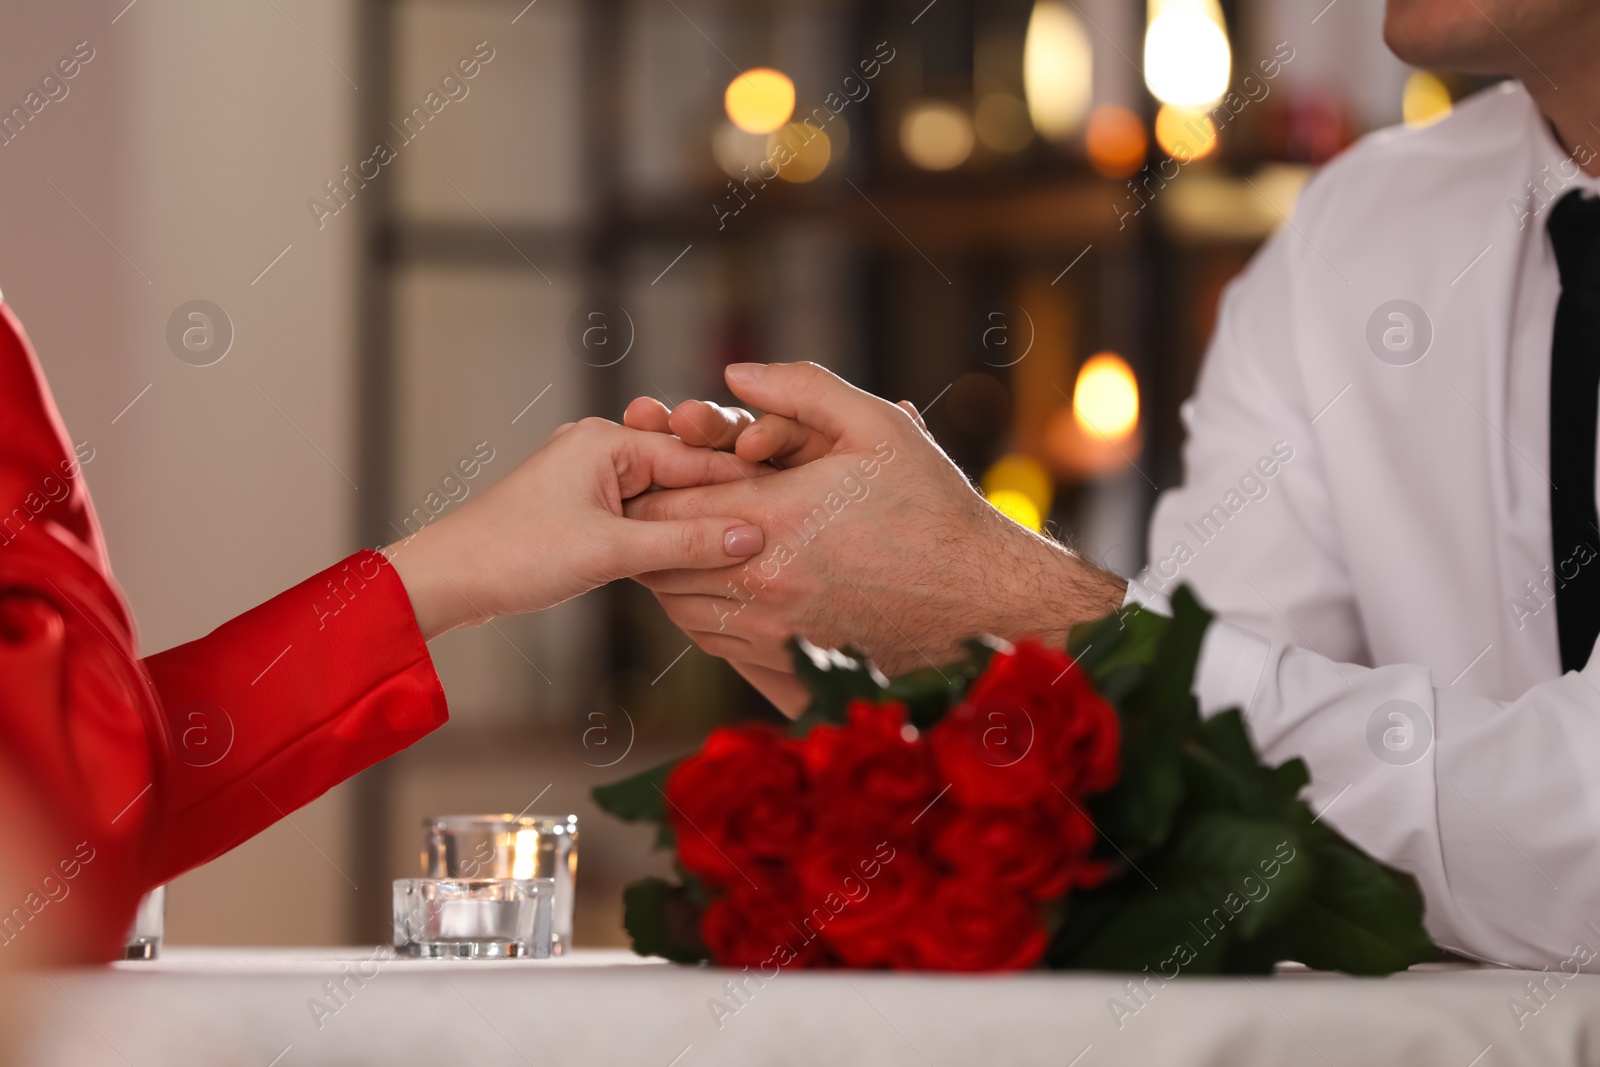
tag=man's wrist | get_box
[988,522,1128,647]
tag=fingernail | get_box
[724,524,764,556]
[726,363,766,384]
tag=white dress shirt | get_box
[1128,81,1600,969]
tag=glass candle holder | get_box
[123,885,165,961]
[423,814,578,955]
[392,878,554,959]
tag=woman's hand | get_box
[386,418,772,640]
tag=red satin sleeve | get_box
[141,550,447,883]
[0,301,448,960]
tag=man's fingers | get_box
[615,430,771,497]
[606,517,764,577]
[669,400,752,451]
[623,396,672,434]
[623,480,757,522]
[633,566,742,595]
[724,361,897,444]
[897,400,928,433]
[729,660,810,718]
[736,413,833,467]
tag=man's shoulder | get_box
[1293,81,1539,228]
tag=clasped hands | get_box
[388,362,1126,716]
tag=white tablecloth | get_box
[12,948,1594,1066]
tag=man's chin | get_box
[1382,3,1513,73]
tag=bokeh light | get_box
[1023,0,1094,141]
[1154,104,1217,161]
[900,101,976,171]
[982,453,1053,517]
[712,121,770,179]
[1144,0,1231,108]
[767,123,832,183]
[975,93,1034,153]
[986,489,1044,532]
[1086,106,1148,178]
[1402,71,1452,128]
[1072,353,1140,440]
[725,68,796,134]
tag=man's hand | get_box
[624,362,1128,716]
[386,418,771,640]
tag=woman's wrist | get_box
[385,521,483,641]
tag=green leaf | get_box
[1181,712,1306,819]
[1048,882,1232,975]
[1281,826,1435,975]
[1068,600,1168,680]
[1270,758,1311,799]
[1092,739,1185,852]
[1161,815,1310,941]
[1139,587,1211,730]
[591,758,679,827]
[623,878,710,964]
[788,637,890,724]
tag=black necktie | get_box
[1547,189,1600,671]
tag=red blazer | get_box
[0,302,447,961]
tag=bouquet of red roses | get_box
[595,588,1435,975]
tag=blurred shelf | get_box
[377,176,1143,269]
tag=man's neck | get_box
[1519,51,1600,177]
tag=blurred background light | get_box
[985,488,1045,532]
[1072,352,1140,440]
[767,123,832,183]
[1154,104,1218,160]
[1402,70,1452,128]
[1023,0,1094,141]
[1144,0,1231,108]
[1086,105,1148,178]
[901,101,976,171]
[712,121,772,179]
[975,93,1035,153]
[982,453,1054,517]
[725,68,796,134]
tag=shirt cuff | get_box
[1119,579,1270,719]
[1192,619,1272,719]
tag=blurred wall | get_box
[0,0,364,945]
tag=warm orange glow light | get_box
[1072,353,1140,440]
[1085,106,1148,179]
[982,454,1054,518]
[725,69,796,135]
[900,101,976,171]
[986,489,1044,532]
[1402,70,1452,128]
[1154,104,1217,161]
[768,123,832,182]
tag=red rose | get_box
[900,877,1048,971]
[803,700,938,835]
[929,792,1109,901]
[1045,652,1121,797]
[700,877,834,970]
[664,725,809,887]
[929,640,1120,807]
[796,837,928,967]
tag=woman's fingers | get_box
[604,516,764,578]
